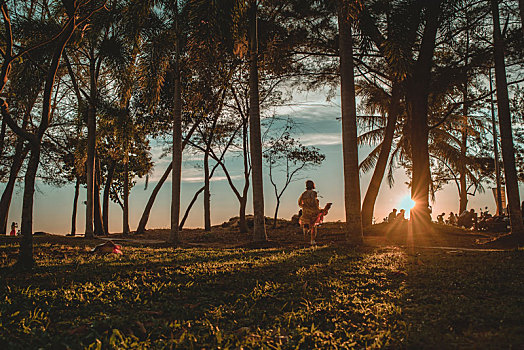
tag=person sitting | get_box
[9,222,17,236]
[457,209,477,229]
[396,209,406,222]
[387,209,397,223]
[298,180,330,245]
[437,213,445,224]
[447,212,457,225]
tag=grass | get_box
[1,237,523,349]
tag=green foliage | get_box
[1,241,523,349]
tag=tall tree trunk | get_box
[203,148,211,231]
[361,82,400,227]
[71,176,80,236]
[85,58,97,239]
[338,1,363,244]
[180,185,205,230]
[17,13,75,267]
[170,46,183,244]
[0,143,29,234]
[103,160,116,234]
[491,0,524,240]
[123,160,130,235]
[519,0,524,36]
[459,19,470,215]
[407,0,441,228]
[248,0,266,242]
[18,145,40,268]
[239,193,249,233]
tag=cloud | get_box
[299,133,341,146]
[274,104,340,121]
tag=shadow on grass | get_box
[1,244,407,349]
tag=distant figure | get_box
[458,209,477,229]
[298,180,331,245]
[9,222,17,236]
[447,212,457,226]
[387,209,397,223]
[396,209,406,221]
[437,213,445,224]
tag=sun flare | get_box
[398,195,416,218]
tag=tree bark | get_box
[519,0,524,36]
[248,0,267,242]
[406,0,441,229]
[71,176,80,236]
[459,19,470,215]
[123,160,130,235]
[17,12,75,267]
[18,146,40,268]
[85,56,97,239]
[273,199,280,229]
[137,162,172,234]
[0,143,29,234]
[491,0,524,240]
[361,82,400,227]
[338,1,363,244]
[203,148,211,231]
[103,160,116,233]
[170,41,182,244]
[94,158,105,235]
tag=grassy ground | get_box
[1,224,523,349]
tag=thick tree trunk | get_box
[71,176,80,236]
[248,0,266,242]
[338,2,363,244]
[491,0,524,240]
[0,143,29,234]
[103,160,116,234]
[203,149,211,231]
[18,146,40,268]
[407,0,441,229]
[123,160,130,235]
[361,82,400,227]
[459,22,470,215]
[170,64,183,243]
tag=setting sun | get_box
[399,195,416,218]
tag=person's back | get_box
[388,209,397,223]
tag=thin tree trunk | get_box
[338,1,363,244]
[71,176,80,236]
[170,48,182,243]
[0,143,29,234]
[18,145,40,268]
[248,0,266,242]
[491,0,524,240]
[137,162,172,234]
[85,57,97,239]
[459,19,470,215]
[94,158,105,235]
[180,185,204,230]
[361,82,400,227]
[239,194,248,233]
[273,199,280,229]
[407,0,441,228]
[135,122,200,235]
[103,160,116,233]
[203,148,211,231]
[123,160,130,235]
[519,0,524,36]
[0,118,6,157]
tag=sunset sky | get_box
[3,90,523,234]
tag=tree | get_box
[264,123,325,228]
[491,0,524,241]
[337,0,363,243]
